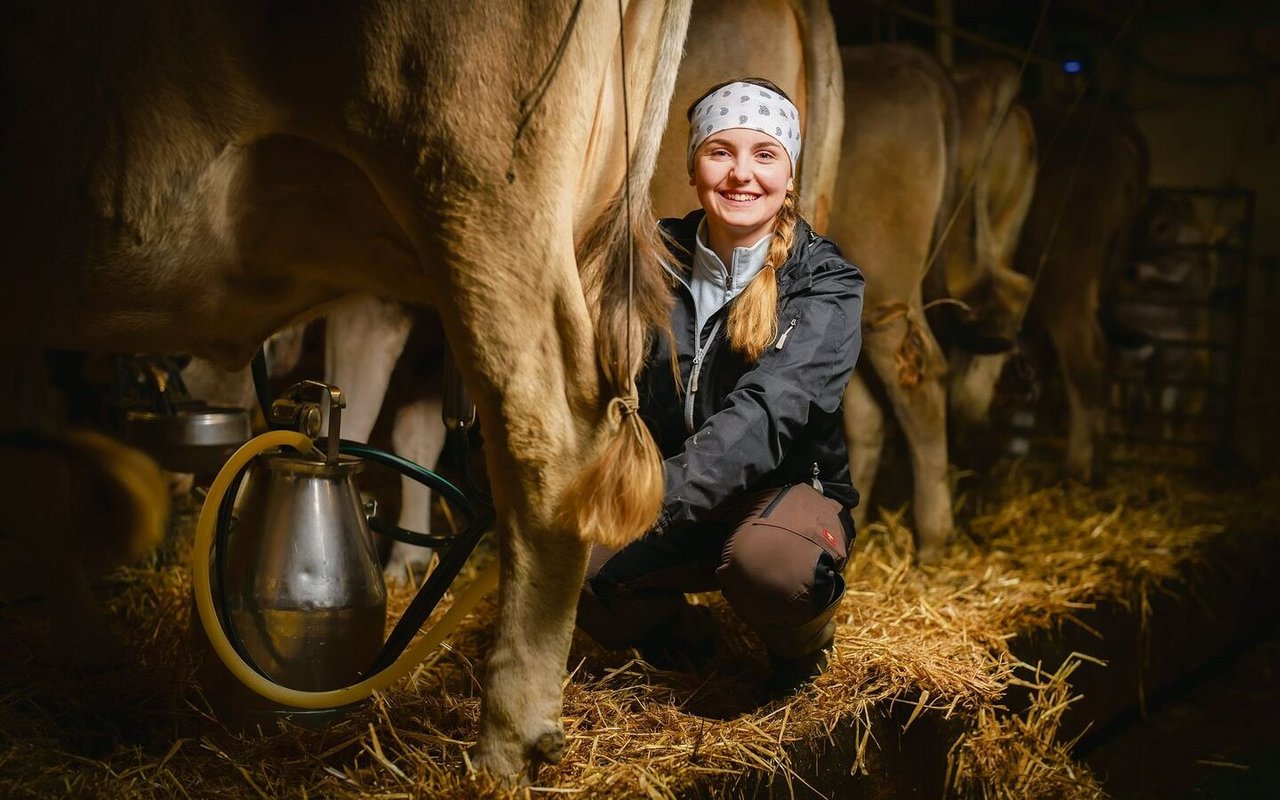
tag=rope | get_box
[507,0,586,183]
[864,299,970,389]
[617,0,635,401]
[607,394,640,425]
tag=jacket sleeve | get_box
[658,258,865,526]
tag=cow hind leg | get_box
[841,372,885,535]
[1048,315,1107,483]
[862,314,954,563]
[325,296,415,443]
[400,234,612,779]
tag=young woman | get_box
[577,79,865,694]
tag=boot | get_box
[764,619,836,698]
[637,603,718,671]
[756,593,842,697]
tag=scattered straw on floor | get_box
[1,467,1277,799]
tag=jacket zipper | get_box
[685,318,723,433]
[774,316,799,350]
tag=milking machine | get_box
[103,354,253,476]
[187,352,497,725]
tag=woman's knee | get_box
[715,485,851,628]
[716,525,831,628]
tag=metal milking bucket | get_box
[195,381,387,726]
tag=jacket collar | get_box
[662,209,821,298]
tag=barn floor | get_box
[1082,620,1280,798]
[0,462,1276,799]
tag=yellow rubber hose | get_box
[191,430,499,708]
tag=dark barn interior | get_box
[1,1,1279,798]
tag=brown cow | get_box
[828,44,957,562]
[0,0,692,779]
[937,60,1038,431]
[1015,102,1149,481]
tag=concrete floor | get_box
[1082,622,1280,798]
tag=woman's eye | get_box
[757,151,776,160]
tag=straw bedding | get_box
[1,464,1276,799]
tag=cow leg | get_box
[324,296,414,442]
[861,313,953,563]
[1047,313,1107,483]
[466,383,592,779]
[389,229,599,780]
[383,388,447,587]
[841,372,884,534]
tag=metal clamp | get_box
[268,380,346,464]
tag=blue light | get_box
[1063,60,1083,74]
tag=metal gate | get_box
[1105,186,1256,471]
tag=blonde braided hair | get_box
[726,187,800,361]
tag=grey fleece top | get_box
[690,218,773,344]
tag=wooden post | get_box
[936,0,954,67]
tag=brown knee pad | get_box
[716,484,852,631]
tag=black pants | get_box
[577,483,853,658]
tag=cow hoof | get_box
[915,541,947,566]
[471,725,565,786]
[382,545,435,589]
[532,729,566,765]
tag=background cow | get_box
[828,44,957,562]
[1015,102,1150,482]
[0,0,693,780]
[937,60,1038,437]
[323,297,451,586]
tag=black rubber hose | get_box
[326,438,480,519]
[366,517,460,550]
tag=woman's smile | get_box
[692,127,792,262]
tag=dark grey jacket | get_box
[641,209,865,529]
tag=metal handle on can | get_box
[268,380,347,464]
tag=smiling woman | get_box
[576,78,867,695]
[692,128,791,257]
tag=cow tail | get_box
[558,0,691,550]
[790,0,843,232]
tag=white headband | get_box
[687,81,802,173]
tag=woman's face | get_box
[691,127,792,249]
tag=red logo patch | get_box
[822,528,837,546]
